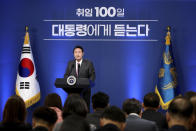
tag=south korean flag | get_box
[16,27,40,108]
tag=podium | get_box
[55,77,90,94]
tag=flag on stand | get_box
[155,27,180,110]
[16,27,40,108]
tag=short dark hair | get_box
[168,96,193,120]
[60,115,90,131]
[44,93,63,110]
[184,91,196,100]
[92,92,109,109]
[33,106,57,126]
[62,94,88,119]
[3,95,27,124]
[73,45,84,53]
[190,96,196,131]
[122,98,141,115]
[143,92,160,108]
[101,106,126,123]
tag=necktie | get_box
[77,63,80,76]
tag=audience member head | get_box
[143,92,160,110]
[32,106,57,131]
[184,91,196,100]
[100,106,126,131]
[166,96,193,129]
[190,95,196,131]
[92,92,109,111]
[44,93,62,110]
[122,98,142,117]
[60,115,90,131]
[3,95,27,124]
[62,94,88,119]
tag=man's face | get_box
[74,48,84,61]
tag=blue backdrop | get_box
[0,0,196,123]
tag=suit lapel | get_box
[72,61,77,76]
[79,59,86,75]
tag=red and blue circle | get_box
[19,58,34,77]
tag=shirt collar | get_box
[76,59,83,65]
[129,113,140,117]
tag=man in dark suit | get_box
[122,98,159,131]
[86,92,109,128]
[64,45,95,110]
[142,92,168,131]
[166,96,193,131]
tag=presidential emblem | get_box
[67,75,76,86]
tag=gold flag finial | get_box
[25,26,28,32]
[24,26,29,44]
[167,26,171,32]
[165,26,171,45]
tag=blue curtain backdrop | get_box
[0,0,196,123]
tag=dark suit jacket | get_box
[142,109,168,130]
[124,114,159,131]
[64,59,95,82]
[95,124,121,131]
[33,126,48,131]
[64,59,95,110]
[167,125,187,131]
[86,110,104,128]
[0,122,32,131]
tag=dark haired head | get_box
[101,106,126,123]
[143,92,160,108]
[92,92,109,109]
[122,98,141,115]
[168,96,193,120]
[73,45,84,53]
[60,115,90,131]
[184,91,196,100]
[44,93,62,110]
[33,106,57,126]
[3,95,27,124]
[62,94,88,119]
[190,96,196,131]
